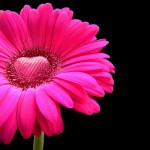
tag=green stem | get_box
[33,132,44,150]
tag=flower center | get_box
[14,56,50,81]
[4,49,60,89]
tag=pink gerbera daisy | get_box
[0,3,114,144]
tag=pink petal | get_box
[0,51,9,59]
[37,106,64,136]
[0,61,6,68]
[55,19,81,56]
[93,72,114,85]
[63,39,109,60]
[10,12,28,49]
[37,3,53,13]
[37,3,53,49]
[0,85,10,102]
[0,59,7,68]
[43,82,73,108]
[61,62,110,73]
[0,86,21,127]
[51,12,69,53]
[61,7,73,19]
[90,36,97,42]
[28,9,39,48]
[37,110,54,136]
[67,24,99,51]
[99,59,115,73]
[61,24,99,57]
[56,72,104,97]
[0,11,23,51]
[97,80,114,93]
[62,53,110,66]
[58,22,89,57]
[20,5,33,48]
[67,19,81,30]
[0,31,16,57]
[54,78,88,103]
[36,86,58,122]
[88,97,101,113]
[45,9,60,50]
[0,109,17,144]
[20,5,31,24]
[53,106,64,135]
[84,87,104,97]
[56,72,97,88]
[17,88,36,139]
[73,96,100,115]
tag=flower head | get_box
[0,3,114,144]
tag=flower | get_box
[0,3,114,144]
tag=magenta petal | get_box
[88,97,100,113]
[54,78,88,103]
[36,86,58,122]
[56,72,98,88]
[0,86,21,127]
[97,80,114,93]
[17,88,36,139]
[0,11,23,51]
[45,9,60,50]
[43,83,73,108]
[28,9,39,48]
[37,106,64,136]
[20,5,33,48]
[0,51,9,60]
[20,5,31,23]
[0,109,17,144]
[68,19,81,29]
[51,12,69,53]
[37,3,53,12]
[67,24,99,51]
[61,62,109,73]
[56,72,104,97]
[0,32,16,57]
[63,39,109,60]
[62,53,110,66]
[84,86,104,97]
[58,22,89,56]
[93,72,114,85]
[91,72,112,78]
[55,19,81,56]
[91,36,97,42]
[73,96,100,115]
[0,58,7,68]
[37,3,53,49]
[10,12,28,49]
[61,7,73,19]
[37,110,54,136]
[54,106,64,135]
[60,24,99,57]
[99,59,115,73]
[0,85,10,101]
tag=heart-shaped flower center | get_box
[14,56,50,80]
[4,49,61,89]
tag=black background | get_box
[0,0,127,149]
